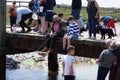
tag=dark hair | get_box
[67,45,75,53]
[68,16,74,21]
[12,1,16,5]
[58,13,63,17]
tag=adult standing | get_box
[45,0,56,32]
[86,0,99,39]
[71,0,82,34]
[15,7,33,33]
[8,0,17,31]
[109,43,120,80]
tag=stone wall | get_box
[6,33,106,58]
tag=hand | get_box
[113,61,117,66]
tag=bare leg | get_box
[40,17,46,33]
[67,37,71,47]
[63,35,68,49]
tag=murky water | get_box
[6,52,110,80]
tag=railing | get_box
[7,0,29,7]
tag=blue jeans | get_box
[88,18,98,37]
[71,9,80,19]
[97,66,110,80]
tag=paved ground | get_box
[6,23,120,43]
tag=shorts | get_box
[107,19,115,28]
[68,34,78,40]
[39,12,46,17]
[45,12,53,22]
[64,75,75,80]
[71,9,80,19]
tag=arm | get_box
[97,50,105,64]
[95,1,100,19]
[16,12,22,25]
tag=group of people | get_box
[8,0,119,80]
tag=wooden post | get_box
[48,52,58,74]
[0,0,6,80]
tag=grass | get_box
[6,5,120,25]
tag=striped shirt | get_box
[68,21,80,37]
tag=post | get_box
[0,0,6,80]
[48,52,58,75]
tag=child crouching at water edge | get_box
[62,16,79,53]
[62,45,76,80]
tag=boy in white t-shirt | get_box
[62,45,76,80]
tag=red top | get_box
[9,5,17,17]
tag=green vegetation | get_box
[6,5,120,25]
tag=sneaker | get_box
[26,27,31,33]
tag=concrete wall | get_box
[6,33,106,58]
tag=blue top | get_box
[33,0,39,12]
[68,21,79,37]
[102,16,113,26]
[98,49,117,68]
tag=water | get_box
[6,53,109,80]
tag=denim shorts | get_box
[71,9,80,19]
[68,34,78,40]
[39,12,46,17]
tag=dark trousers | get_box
[10,16,17,31]
[109,65,117,80]
[64,75,75,80]
[45,34,59,50]
[97,66,109,80]
[88,18,98,37]
[19,13,32,31]
[116,65,120,80]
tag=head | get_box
[86,0,92,2]
[105,39,113,48]
[68,16,74,24]
[109,41,118,50]
[58,13,64,19]
[67,46,75,56]
[53,15,61,22]
[12,1,16,5]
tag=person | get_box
[38,0,47,34]
[8,0,17,31]
[96,40,117,80]
[29,0,34,11]
[62,45,76,80]
[41,15,66,53]
[71,0,82,30]
[45,0,56,32]
[100,16,117,36]
[109,42,120,80]
[14,7,33,33]
[62,16,79,53]
[86,0,99,39]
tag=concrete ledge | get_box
[6,32,106,58]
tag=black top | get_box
[86,0,98,19]
[39,1,47,12]
[29,1,34,11]
[72,0,82,9]
[46,0,56,10]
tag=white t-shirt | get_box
[63,55,76,76]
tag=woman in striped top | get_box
[62,16,79,53]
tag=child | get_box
[62,16,79,53]
[100,16,117,36]
[62,45,76,80]
[9,1,17,32]
[97,40,117,80]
